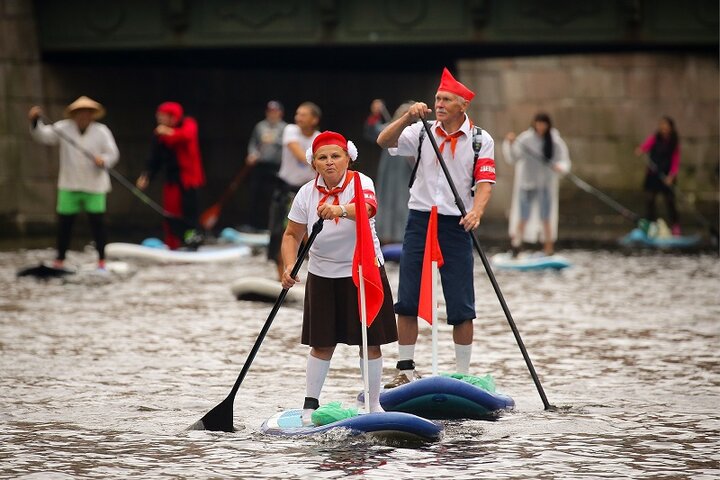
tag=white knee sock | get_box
[454,343,472,375]
[303,355,330,425]
[398,343,416,379]
[359,357,385,413]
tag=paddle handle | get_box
[421,120,553,410]
[225,218,324,401]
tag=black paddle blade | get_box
[189,397,235,432]
[16,263,74,279]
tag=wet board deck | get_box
[359,376,515,420]
[619,228,702,249]
[219,228,270,247]
[230,277,305,304]
[491,252,571,271]
[105,243,251,263]
[381,243,403,262]
[261,409,443,442]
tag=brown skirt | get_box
[301,267,398,347]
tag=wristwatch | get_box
[339,204,348,218]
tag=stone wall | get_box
[460,54,719,240]
[0,0,55,234]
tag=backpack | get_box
[408,123,484,196]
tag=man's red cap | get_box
[437,67,475,102]
[157,101,184,119]
[312,131,348,154]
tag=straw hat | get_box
[64,96,106,120]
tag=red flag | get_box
[418,206,444,325]
[351,171,384,327]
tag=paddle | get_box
[639,155,719,243]
[199,163,254,231]
[190,218,325,432]
[421,120,555,411]
[565,172,641,223]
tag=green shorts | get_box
[56,189,107,215]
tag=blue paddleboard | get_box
[619,228,701,249]
[261,409,443,442]
[381,243,403,262]
[491,252,571,271]
[219,228,270,247]
[359,376,514,420]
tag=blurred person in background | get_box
[503,112,571,257]
[28,96,119,270]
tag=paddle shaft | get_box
[211,163,253,210]
[421,120,553,410]
[565,172,640,223]
[223,218,324,403]
[43,118,177,220]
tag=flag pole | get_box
[431,260,438,376]
[358,264,371,415]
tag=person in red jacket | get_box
[136,102,206,249]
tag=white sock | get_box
[454,343,472,375]
[306,354,331,401]
[398,344,416,379]
[360,357,385,413]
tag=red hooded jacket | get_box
[157,116,205,189]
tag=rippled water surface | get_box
[1,247,718,479]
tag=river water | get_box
[1,246,718,479]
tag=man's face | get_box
[295,106,318,130]
[156,112,176,127]
[434,91,467,124]
[266,108,283,123]
[71,109,94,130]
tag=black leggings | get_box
[56,213,107,261]
[645,189,678,225]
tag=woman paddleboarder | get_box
[280,131,397,425]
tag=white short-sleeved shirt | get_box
[288,171,384,278]
[277,124,319,187]
[389,116,495,216]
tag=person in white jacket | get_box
[502,112,570,257]
[28,96,119,270]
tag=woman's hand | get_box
[505,131,516,143]
[317,203,341,220]
[281,266,299,289]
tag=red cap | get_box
[157,101,184,119]
[437,67,475,102]
[312,131,348,154]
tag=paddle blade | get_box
[189,397,235,432]
[200,204,221,230]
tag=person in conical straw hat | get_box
[28,96,119,271]
[280,130,398,425]
[377,67,497,387]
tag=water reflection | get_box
[1,248,718,478]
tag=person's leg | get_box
[663,189,680,234]
[87,213,107,266]
[453,320,474,374]
[539,187,554,255]
[359,346,384,412]
[303,345,335,425]
[162,183,183,250]
[645,190,658,222]
[513,189,533,256]
[55,214,76,266]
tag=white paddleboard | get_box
[106,243,251,263]
[231,276,305,304]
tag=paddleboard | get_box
[381,243,403,262]
[231,276,305,304]
[219,228,270,248]
[359,376,514,420]
[105,242,251,263]
[261,409,443,442]
[491,252,571,271]
[619,228,701,249]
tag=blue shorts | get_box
[394,209,475,325]
[520,187,551,221]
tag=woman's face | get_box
[659,119,672,136]
[312,145,349,186]
[534,120,549,136]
